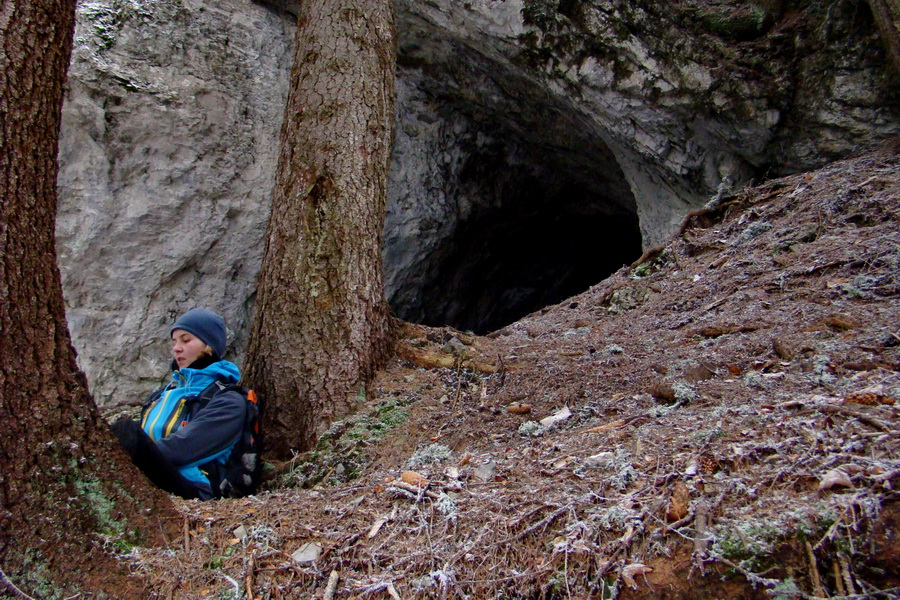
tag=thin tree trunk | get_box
[0,2,172,596]
[244,0,396,456]
[868,0,900,75]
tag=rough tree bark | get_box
[244,0,396,456]
[867,0,900,75]
[0,2,172,597]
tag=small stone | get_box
[442,337,469,358]
[292,541,322,563]
[518,421,545,437]
[583,452,615,468]
[473,462,496,481]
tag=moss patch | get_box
[280,396,413,488]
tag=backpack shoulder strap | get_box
[193,379,232,410]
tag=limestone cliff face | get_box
[58,0,294,404]
[58,0,899,407]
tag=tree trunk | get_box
[867,0,900,75]
[0,2,173,597]
[244,0,396,456]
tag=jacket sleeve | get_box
[155,389,246,468]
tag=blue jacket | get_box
[141,360,245,498]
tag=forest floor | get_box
[128,145,899,599]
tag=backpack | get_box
[141,379,264,499]
[196,380,264,499]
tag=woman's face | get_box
[172,329,209,369]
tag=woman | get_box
[113,308,246,500]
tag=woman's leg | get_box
[111,419,202,500]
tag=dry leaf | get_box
[583,419,625,434]
[507,402,532,414]
[367,517,389,539]
[823,315,858,331]
[621,563,653,589]
[819,468,854,491]
[401,470,428,488]
[666,481,690,522]
[843,392,894,406]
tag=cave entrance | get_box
[386,36,644,334]
[419,191,641,334]
[405,138,642,335]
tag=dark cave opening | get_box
[387,42,645,335]
[412,167,643,334]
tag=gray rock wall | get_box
[58,0,294,406]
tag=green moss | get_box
[77,478,122,535]
[770,579,802,600]
[284,397,413,488]
[712,521,781,572]
[632,249,668,278]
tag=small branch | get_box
[323,570,340,600]
[704,553,781,588]
[631,244,667,269]
[500,505,569,545]
[387,481,440,501]
[692,500,710,567]
[0,568,39,600]
[396,342,497,374]
[839,554,857,595]
[805,541,825,598]
[816,405,890,432]
[833,560,847,596]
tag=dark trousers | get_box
[111,419,202,500]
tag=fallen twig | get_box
[387,481,440,501]
[500,504,570,544]
[396,342,497,374]
[692,500,710,568]
[805,540,825,598]
[0,567,39,600]
[816,405,891,432]
[323,570,339,600]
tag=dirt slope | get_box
[130,145,899,599]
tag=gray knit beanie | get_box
[170,308,227,358]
